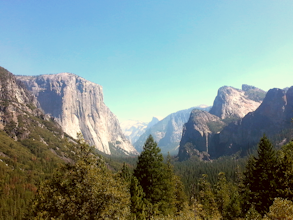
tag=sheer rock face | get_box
[134,106,211,155]
[17,73,138,155]
[177,85,269,161]
[209,86,262,119]
[178,110,225,161]
[178,87,293,161]
[215,87,293,156]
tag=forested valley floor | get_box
[1,133,293,219]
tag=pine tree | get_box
[120,162,131,182]
[130,176,146,220]
[173,175,188,215]
[243,135,277,215]
[133,135,176,217]
[214,172,230,217]
[197,174,220,219]
[275,141,293,200]
[26,134,131,219]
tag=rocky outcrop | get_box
[209,86,262,120]
[134,106,211,155]
[178,109,225,161]
[0,67,43,139]
[17,73,138,155]
[214,87,293,157]
[178,86,293,161]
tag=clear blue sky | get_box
[1,0,293,122]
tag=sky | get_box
[1,0,293,122]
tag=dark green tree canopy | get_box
[26,134,130,220]
[133,135,180,217]
[243,135,277,215]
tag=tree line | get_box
[21,134,293,219]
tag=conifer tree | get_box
[120,162,131,182]
[133,135,176,217]
[214,172,230,217]
[197,174,220,219]
[243,135,277,215]
[130,176,146,220]
[275,141,293,200]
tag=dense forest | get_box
[2,130,293,219]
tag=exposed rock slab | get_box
[17,73,138,155]
[215,87,293,157]
[178,86,293,161]
[209,86,262,119]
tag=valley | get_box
[1,66,293,219]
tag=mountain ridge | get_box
[178,85,293,161]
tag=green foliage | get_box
[26,135,130,219]
[133,136,187,218]
[133,135,170,215]
[196,174,221,219]
[242,135,278,215]
[214,172,230,217]
[244,205,262,220]
[221,116,240,125]
[0,129,65,220]
[244,89,266,102]
[214,172,242,219]
[120,162,131,182]
[174,155,246,198]
[263,197,293,219]
[206,120,226,133]
[274,141,293,200]
[130,176,146,220]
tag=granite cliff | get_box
[214,87,293,157]
[178,85,293,161]
[178,109,225,161]
[178,85,267,161]
[17,73,138,155]
[209,86,263,120]
[134,105,211,155]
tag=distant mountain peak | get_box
[209,86,263,119]
[133,105,211,155]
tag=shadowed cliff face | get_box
[178,110,225,161]
[178,86,293,161]
[17,73,138,155]
[134,106,211,155]
[215,87,293,157]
